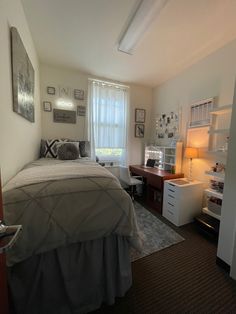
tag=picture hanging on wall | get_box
[135,124,145,138]
[155,111,179,140]
[53,109,76,124]
[135,108,146,123]
[74,89,84,100]
[77,105,86,116]
[47,86,55,95]
[11,27,35,122]
[43,101,52,112]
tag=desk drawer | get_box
[163,204,178,225]
[147,174,162,189]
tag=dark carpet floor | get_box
[93,202,236,314]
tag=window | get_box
[88,79,129,165]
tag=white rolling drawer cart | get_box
[163,178,203,226]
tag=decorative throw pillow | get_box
[57,143,79,160]
[79,141,90,157]
[42,139,61,158]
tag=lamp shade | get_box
[184,147,198,159]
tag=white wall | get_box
[152,38,236,270]
[40,64,153,165]
[0,0,41,185]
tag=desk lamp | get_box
[184,147,198,181]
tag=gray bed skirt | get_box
[8,235,132,314]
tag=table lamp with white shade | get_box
[184,147,198,181]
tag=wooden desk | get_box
[130,165,184,214]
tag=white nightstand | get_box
[163,178,203,226]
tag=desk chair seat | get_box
[119,166,143,200]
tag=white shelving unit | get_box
[208,104,232,153]
[205,170,225,180]
[144,142,183,173]
[202,105,232,222]
[203,171,225,221]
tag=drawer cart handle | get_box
[168,202,174,207]
[168,189,175,193]
[167,210,174,215]
[168,194,175,198]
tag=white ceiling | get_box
[22,0,236,87]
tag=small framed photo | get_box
[43,101,52,112]
[77,105,86,116]
[135,108,146,123]
[74,89,84,100]
[135,124,145,138]
[47,86,56,95]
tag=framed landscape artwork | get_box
[11,27,35,122]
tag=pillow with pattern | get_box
[57,143,79,160]
[79,141,91,157]
[41,139,66,158]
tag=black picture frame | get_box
[135,124,145,138]
[47,86,55,95]
[43,101,52,112]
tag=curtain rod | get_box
[88,78,129,89]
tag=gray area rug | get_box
[131,201,185,262]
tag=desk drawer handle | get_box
[168,194,175,199]
[167,210,174,215]
[168,202,174,207]
[168,189,175,193]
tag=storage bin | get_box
[207,199,221,215]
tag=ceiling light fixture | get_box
[118,0,169,55]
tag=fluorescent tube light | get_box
[118,0,169,55]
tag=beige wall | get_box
[0,0,41,185]
[40,64,88,140]
[152,38,236,270]
[40,64,153,165]
[128,84,152,165]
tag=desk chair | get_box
[119,166,143,200]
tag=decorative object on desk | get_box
[11,27,35,123]
[184,147,198,181]
[135,108,146,123]
[74,89,84,100]
[189,98,214,128]
[135,124,144,137]
[43,101,52,112]
[130,202,184,262]
[47,86,55,95]
[146,159,156,167]
[77,105,86,116]
[53,109,76,124]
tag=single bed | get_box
[3,158,142,314]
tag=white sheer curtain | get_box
[88,79,129,165]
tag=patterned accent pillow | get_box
[57,143,79,160]
[42,139,61,158]
[79,141,90,157]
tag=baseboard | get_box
[216,256,230,273]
